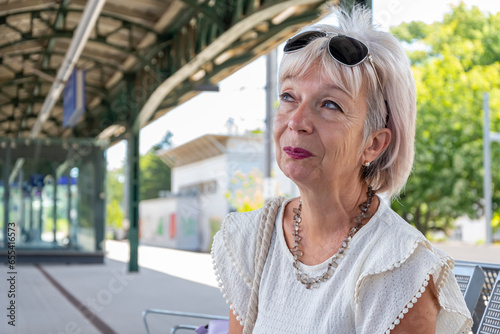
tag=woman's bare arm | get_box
[391,276,440,334]
[229,310,244,334]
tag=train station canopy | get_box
[0,0,335,142]
[1,0,354,264]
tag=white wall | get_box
[172,155,227,193]
[453,216,487,244]
[139,197,177,248]
[172,155,229,251]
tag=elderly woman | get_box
[212,7,472,334]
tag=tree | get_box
[140,149,171,200]
[390,2,500,236]
[106,167,125,231]
[151,130,174,151]
[107,167,125,204]
[107,199,124,230]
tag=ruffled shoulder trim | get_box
[210,207,266,325]
[214,208,263,286]
[354,209,435,302]
[354,207,472,333]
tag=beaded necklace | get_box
[291,186,376,289]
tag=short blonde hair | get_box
[278,7,416,197]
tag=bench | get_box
[455,260,500,333]
[476,273,500,334]
[142,309,229,334]
[143,260,500,334]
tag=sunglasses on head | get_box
[284,31,390,126]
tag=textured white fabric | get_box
[211,197,472,333]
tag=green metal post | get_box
[19,170,25,237]
[94,146,106,252]
[53,172,58,243]
[28,187,33,242]
[2,143,11,247]
[66,170,73,247]
[126,73,140,272]
[38,186,43,241]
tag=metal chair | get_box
[455,260,500,333]
[142,309,228,334]
[454,263,486,314]
[476,273,500,334]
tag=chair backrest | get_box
[142,309,228,334]
[477,274,500,334]
[453,263,486,314]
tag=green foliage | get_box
[151,130,173,151]
[107,199,124,229]
[209,217,222,246]
[493,212,500,232]
[139,150,171,200]
[105,135,172,231]
[225,168,264,212]
[390,2,500,236]
[106,167,125,229]
[390,21,429,43]
[107,168,124,204]
[43,218,69,234]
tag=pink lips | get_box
[283,146,313,159]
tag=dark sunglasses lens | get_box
[328,36,368,65]
[284,31,327,52]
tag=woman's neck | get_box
[296,182,375,243]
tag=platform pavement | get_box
[0,241,228,334]
[0,240,498,334]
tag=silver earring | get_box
[363,161,371,167]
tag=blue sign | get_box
[63,68,86,128]
[30,174,45,188]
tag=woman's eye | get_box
[279,93,294,102]
[323,100,343,112]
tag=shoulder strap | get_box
[243,196,287,334]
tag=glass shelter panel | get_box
[0,138,106,262]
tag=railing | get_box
[142,309,228,334]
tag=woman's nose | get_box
[288,104,313,133]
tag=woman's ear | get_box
[361,128,392,164]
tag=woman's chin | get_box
[283,163,317,185]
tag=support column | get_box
[2,144,11,247]
[264,49,276,179]
[28,187,33,242]
[125,73,140,272]
[53,173,58,243]
[38,187,43,241]
[19,170,25,239]
[483,92,493,245]
[264,49,277,200]
[94,147,106,252]
[66,170,73,247]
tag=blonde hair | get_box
[279,7,416,197]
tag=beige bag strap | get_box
[243,197,287,334]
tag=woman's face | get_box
[273,64,369,189]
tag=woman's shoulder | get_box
[212,197,289,283]
[222,208,263,235]
[212,208,263,282]
[354,201,471,332]
[375,199,429,244]
[359,200,445,276]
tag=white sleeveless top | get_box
[211,197,472,333]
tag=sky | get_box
[106,0,500,170]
